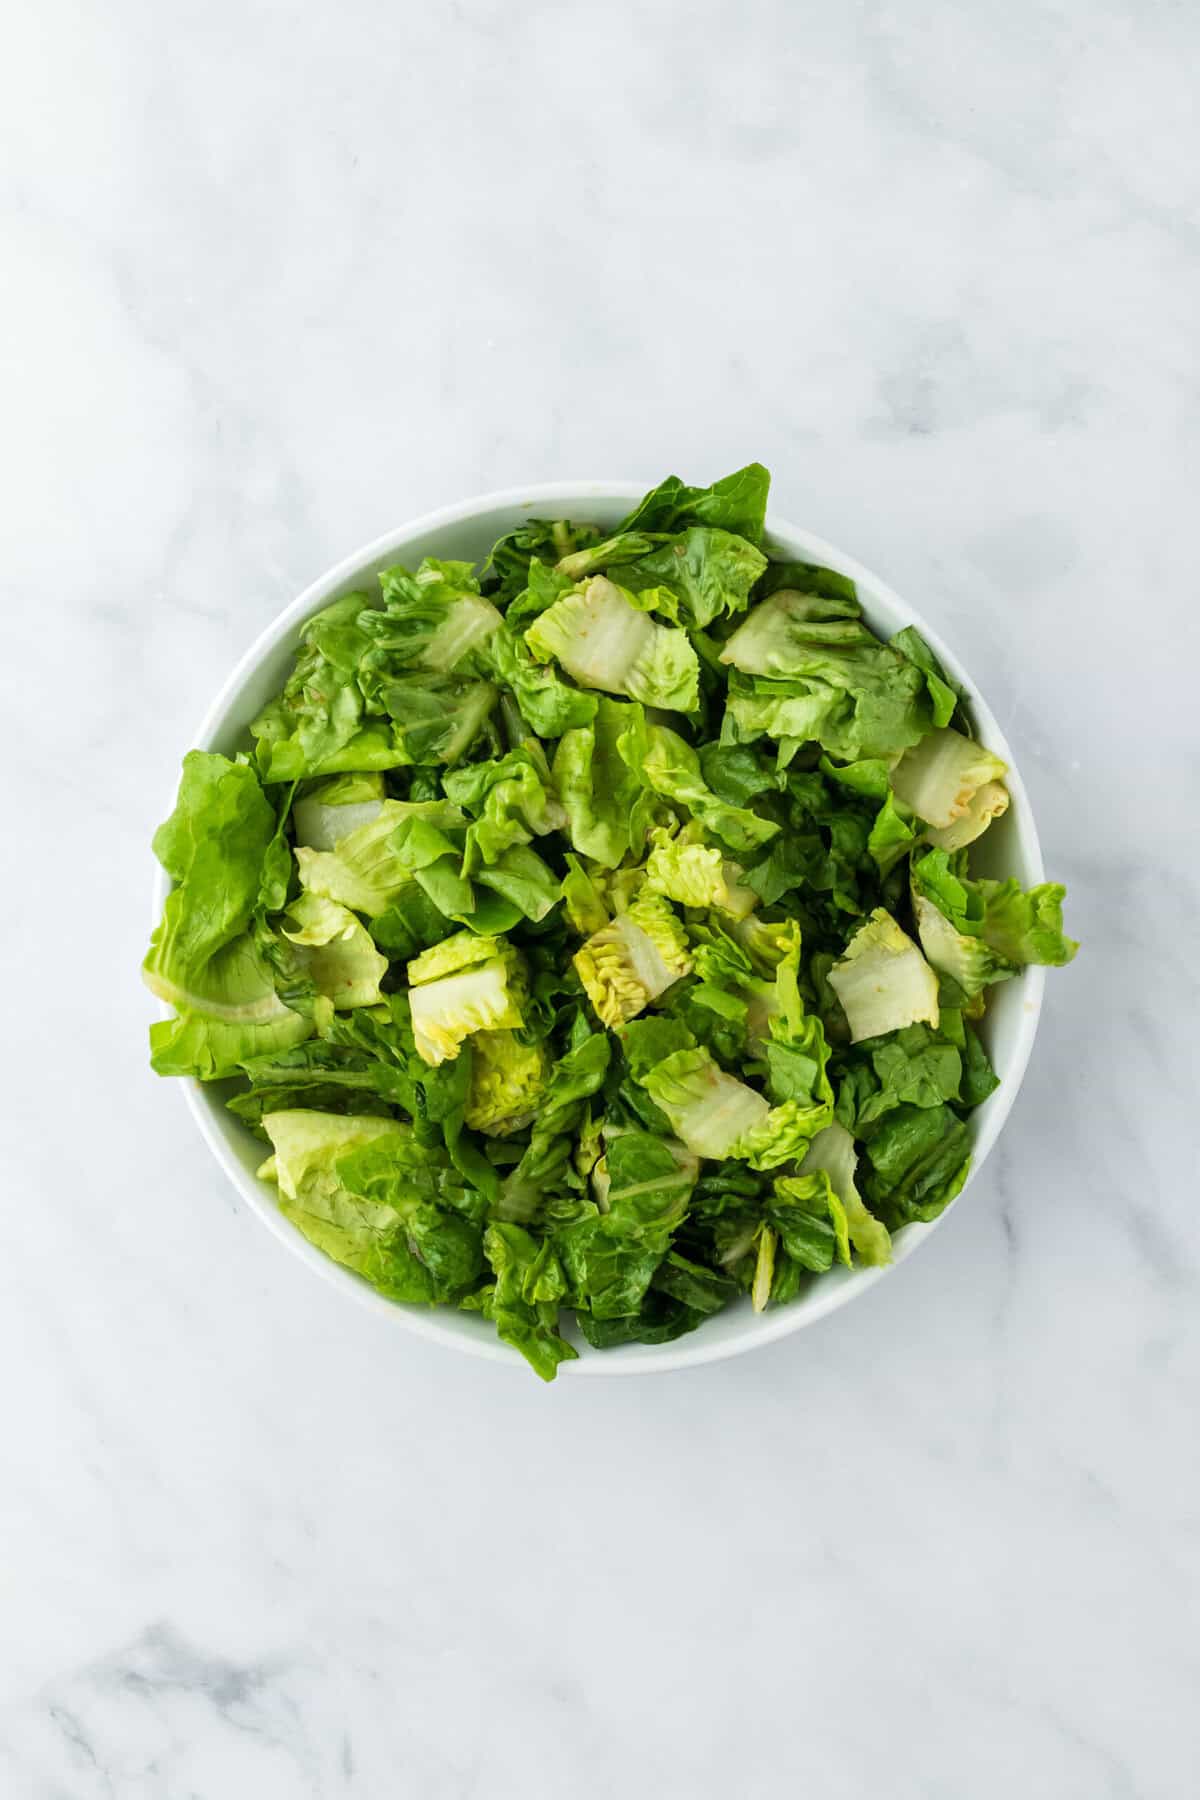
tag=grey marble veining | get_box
[2,1,1198,1795]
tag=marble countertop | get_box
[3,2,1197,1794]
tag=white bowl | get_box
[154,482,1046,1376]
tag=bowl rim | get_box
[153,480,1046,1376]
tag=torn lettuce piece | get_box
[615,526,768,629]
[443,742,564,870]
[911,848,1077,987]
[719,588,932,760]
[827,908,940,1043]
[574,895,692,1027]
[638,1047,768,1161]
[280,893,388,1010]
[369,673,499,766]
[890,626,961,729]
[482,1223,577,1381]
[913,892,1013,999]
[925,780,1010,850]
[591,1129,699,1228]
[144,750,311,1077]
[260,1110,484,1303]
[407,930,507,986]
[463,1030,546,1136]
[472,844,560,924]
[525,575,700,713]
[499,1032,612,1222]
[484,517,600,606]
[767,1171,849,1276]
[292,772,387,851]
[644,822,757,918]
[561,854,612,936]
[294,799,465,916]
[405,932,526,1067]
[970,876,1078,968]
[248,595,401,782]
[862,1103,972,1227]
[889,726,1007,831]
[365,557,503,675]
[552,697,651,869]
[482,624,598,737]
[557,1129,699,1321]
[614,462,771,543]
[800,1122,892,1266]
[630,719,779,860]
[148,940,311,1080]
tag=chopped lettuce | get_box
[574,895,692,1027]
[463,1030,546,1136]
[551,697,651,868]
[888,726,1007,832]
[280,892,388,1010]
[800,1123,892,1266]
[405,931,526,1066]
[147,462,1076,1377]
[293,772,387,851]
[144,751,310,1077]
[827,909,940,1043]
[526,575,700,713]
[643,822,757,917]
[720,588,932,761]
[295,799,464,916]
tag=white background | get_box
[2,3,1198,1795]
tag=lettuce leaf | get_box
[145,751,310,1077]
[614,462,770,543]
[629,719,779,860]
[889,727,1008,833]
[259,1109,485,1303]
[551,697,650,869]
[574,895,693,1027]
[720,588,932,761]
[526,576,700,713]
[828,909,940,1042]
[295,799,464,916]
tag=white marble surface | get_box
[2,2,1198,1794]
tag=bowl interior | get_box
[164,484,1046,1375]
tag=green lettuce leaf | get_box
[405,932,526,1066]
[827,909,940,1042]
[643,822,757,917]
[463,1029,546,1136]
[294,799,464,916]
[279,893,388,1011]
[526,576,700,713]
[890,625,961,729]
[482,623,598,736]
[911,848,1077,990]
[574,894,692,1027]
[616,526,767,629]
[499,1030,612,1222]
[614,462,771,543]
[861,1103,972,1228]
[889,727,1007,831]
[292,772,387,850]
[551,697,650,868]
[799,1122,891,1265]
[720,588,932,761]
[259,1110,485,1303]
[443,743,565,870]
[629,719,779,860]
[481,1223,577,1381]
[145,751,310,1077]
